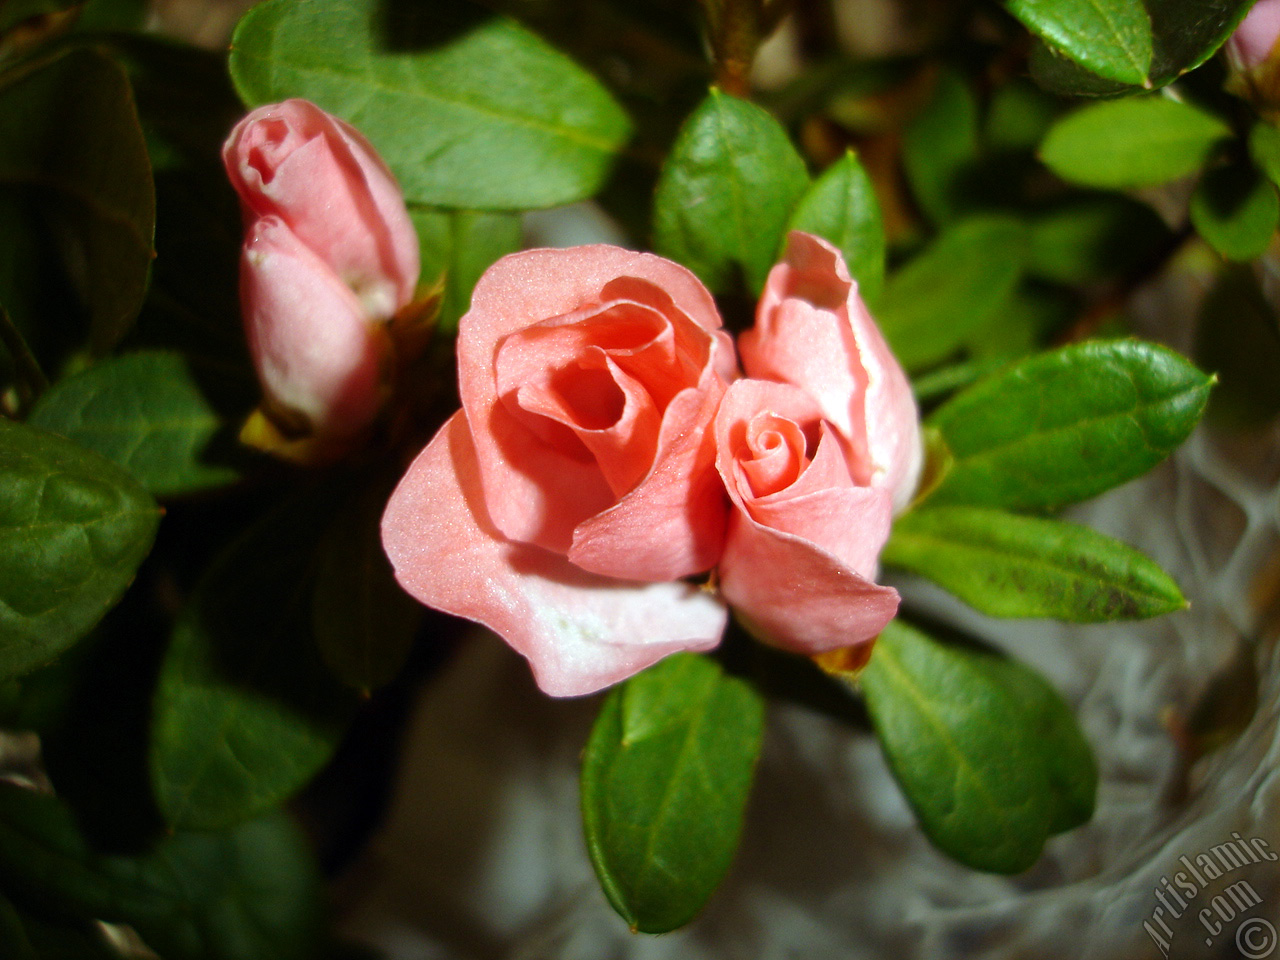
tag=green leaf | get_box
[229,0,631,210]
[312,481,422,693]
[0,47,154,353]
[1040,97,1230,189]
[0,783,321,960]
[412,206,523,333]
[1190,162,1280,262]
[860,620,1096,873]
[875,216,1027,372]
[1195,266,1280,426]
[883,506,1186,621]
[1005,0,1152,86]
[653,89,810,294]
[151,493,357,830]
[984,80,1061,153]
[581,653,764,933]
[1026,195,1172,284]
[928,339,1213,511]
[901,69,980,224]
[785,150,886,303]
[964,284,1073,362]
[0,419,158,683]
[1250,122,1280,189]
[28,351,240,497]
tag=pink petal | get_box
[240,216,385,437]
[458,247,727,566]
[381,412,728,697]
[224,99,419,314]
[744,232,922,513]
[718,509,899,655]
[1228,0,1280,69]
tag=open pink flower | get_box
[224,99,419,444]
[717,232,922,655]
[382,246,734,696]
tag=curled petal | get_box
[224,99,419,315]
[381,413,728,697]
[240,216,386,438]
[744,231,922,513]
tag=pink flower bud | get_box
[1228,0,1280,71]
[223,100,419,444]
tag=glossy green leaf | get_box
[312,482,422,693]
[876,216,1027,372]
[28,351,239,497]
[785,150,885,303]
[883,506,1186,621]
[902,69,980,224]
[0,783,321,960]
[0,419,158,683]
[229,0,631,210]
[1005,0,1152,86]
[928,339,1213,511]
[151,494,356,830]
[653,89,810,294]
[860,621,1096,873]
[0,47,154,353]
[1026,196,1172,284]
[412,206,523,333]
[581,653,764,933]
[1190,162,1280,262]
[1040,98,1230,189]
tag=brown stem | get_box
[0,306,47,415]
[700,0,763,98]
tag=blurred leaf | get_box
[1040,97,1230,189]
[1190,161,1280,262]
[1195,266,1280,425]
[785,150,886,303]
[28,350,240,497]
[928,339,1213,510]
[73,0,147,32]
[229,0,631,210]
[965,284,1073,361]
[860,620,1096,873]
[985,80,1061,153]
[0,0,76,34]
[653,88,809,294]
[1026,195,1172,284]
[1004,0,1152,86]
[151,492,357,830]
[1250,122,1280,189]
[0,419,158,683]
[581,653,763,933]
[876,216,1026,371]
[0,891,120,960]
[312,481,422,693]
[412,206,522,333]
[884,506,1186,620]
[0,783,321,960]
[0,47,154,353]
[902,69,979,224]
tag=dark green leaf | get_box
[0,419,158,683]
[1195,266,1280,425]
[0,47,154,353]
[785,150,885,303]
[1005,0,1152,86]
[412,206,523,333]
[1040,97,1230,189]
[883,505,1186,621]
[984,80,1061,153]
[28,351,240,497]
[151,493,357,830]
[0,892,120,960]
[312,482,421,692]
[0,783,321,960]
[653,89,809,294]
[876,216,1026,371]
[0,0,76,35]
[1029,39,1136,98]
[901,69,979,224]
[1190,161,1280,262]
[1026,196,1172,284]
[928,339,1213,510]
[860,620,1096,873]
[964,284,1073,362]
[229,0,631,210]
[581,653,763,933]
